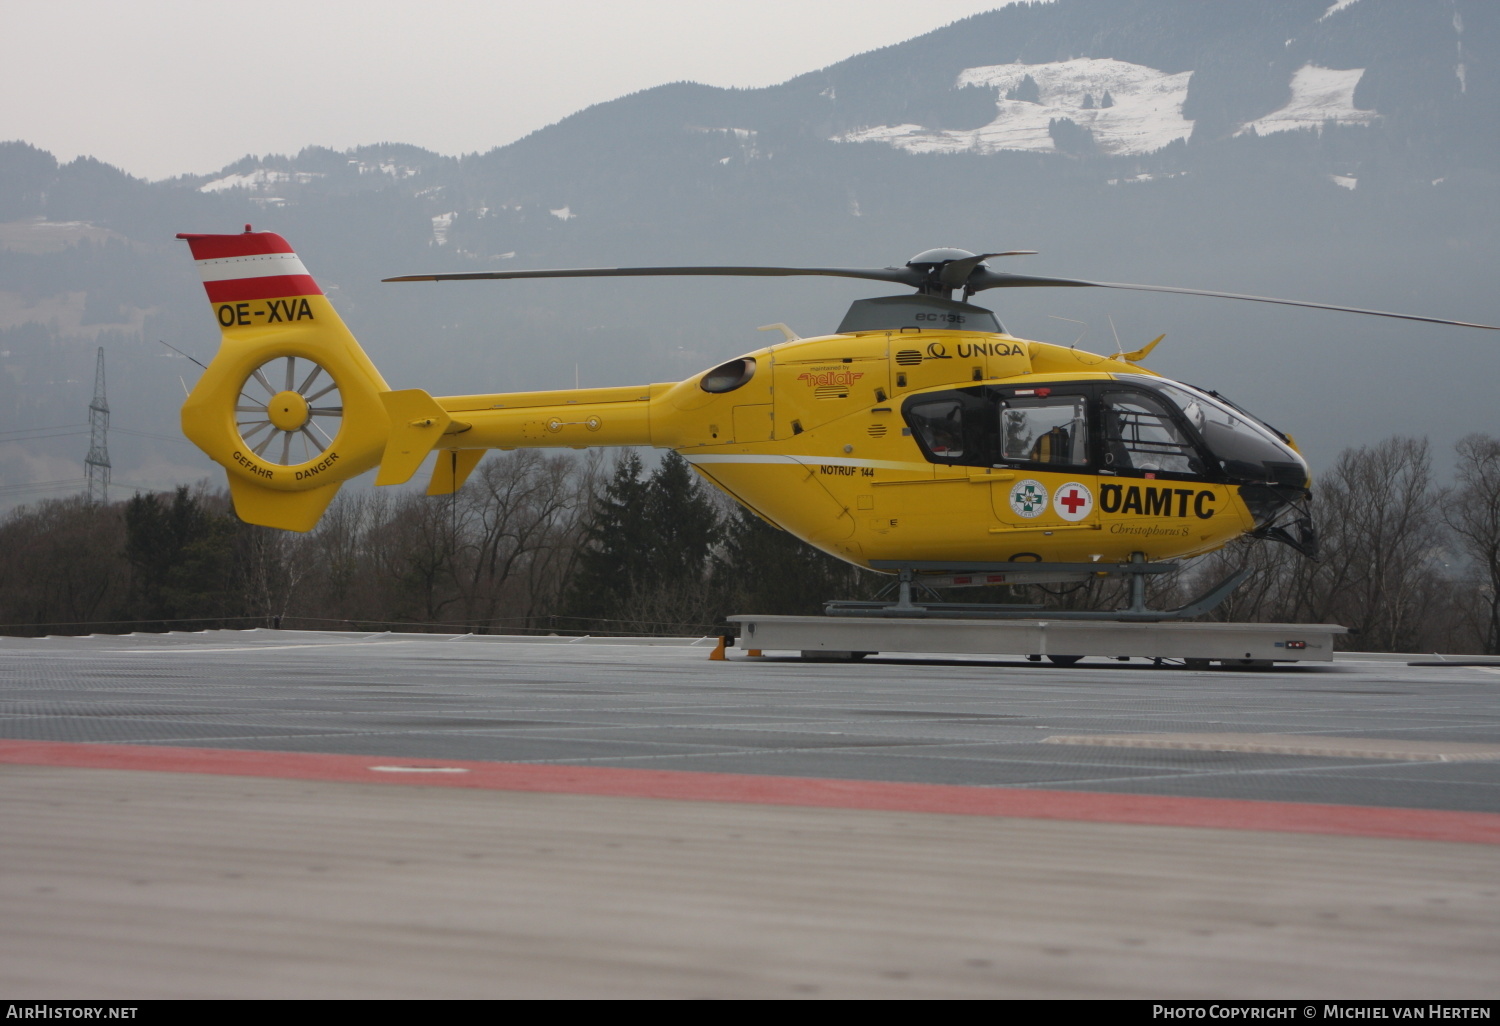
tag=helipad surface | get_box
[2,630,1497,998]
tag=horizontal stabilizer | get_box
[1118,334,1165,364]
[376,389,452,486]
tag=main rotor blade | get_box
[966,271,1500,330]
[385,265,925,287]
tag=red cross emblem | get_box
[1060,488,1087,514]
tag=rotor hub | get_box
[267,390,311,431]
[905,247,977,267]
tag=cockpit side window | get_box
[999,396,1088,467]
[1101,391,1203,475]
[907,399,967,459]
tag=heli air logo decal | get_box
[797,369,865,389]
[1053,482,1094,522]
[1010,479,1048,519]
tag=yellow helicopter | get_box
[177,228,1495,615]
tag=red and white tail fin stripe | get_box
[176,228,323,303]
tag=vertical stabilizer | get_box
[177,228,397,531]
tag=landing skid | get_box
[728,614,1346,667]
[825,557,1252,622]
[725,554,1345,667]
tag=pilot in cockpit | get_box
[1030,425,1073,464]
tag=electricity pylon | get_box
[85,347,110,504]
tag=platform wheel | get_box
[1047,655,1083,667]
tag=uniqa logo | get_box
[798,369,865,388]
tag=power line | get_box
[0,478,93,495]
[0,431,90,443]
[0,423,89,439]
[112,427,197,445]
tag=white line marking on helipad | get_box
[369,766,471,774]
[1044,732,1500,762]
[119,641,429,654]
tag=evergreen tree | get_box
[562,451,725,633]
[714,504,874,617]
[123,487,240,629]
[645,451,721,589]
[1048,117,1098,156]
[637,451,722,630]
[1005,75,1041,104]
[561,452,653,628]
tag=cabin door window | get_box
[999,396,1089,467]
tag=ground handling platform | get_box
[728,614,1347,667]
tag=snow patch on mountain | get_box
[550,206,576,221]
[351,160,418,179]
[1319,0,1363,22]
[199,169,324,193]
[1108,171,1189,186]
[431,212,456,246]
[838,59,1193,157]
[1236,65,1378,137]
[695,127,761,162]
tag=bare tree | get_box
[236,524,313,627]
[0,496,126,634]
[1314,438,1446,650]
[1174,436,1466,651]
[450,450,593,632]
[1443,434,1500,654]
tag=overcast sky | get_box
[3,0,1022,181]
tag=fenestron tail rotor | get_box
[235,356,344,467]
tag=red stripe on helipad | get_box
[3,739,1496,845]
